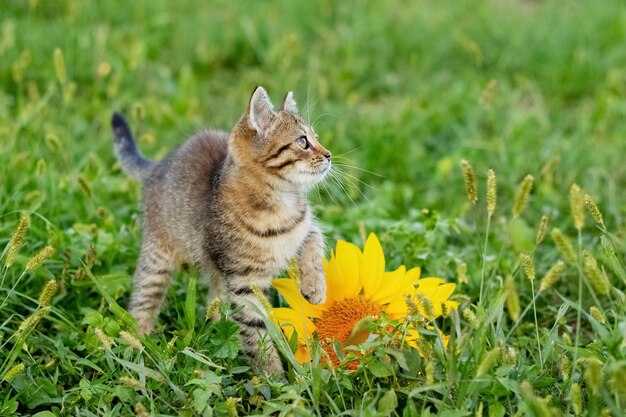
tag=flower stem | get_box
[530,280,543,368]
[479,214,491,305]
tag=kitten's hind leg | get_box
[226,279,283,376]
[128,238,176,335]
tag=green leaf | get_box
[211,320,241,359]
[193,388,212,414]
[488,402,505,417]
[32,412,57,417]
[75,358,105,374]
[377,389,397,415]
[181,347,225,369]
[81,310,103,327]
[185,275,197,332]
[385,347,410,371]
[367,357,393,378]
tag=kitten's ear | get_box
[280,91,298,113]
[247,86,275,134]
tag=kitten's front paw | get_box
[300,272,326,305]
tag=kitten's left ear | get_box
[281,91,298,113]
[247,86,276,134]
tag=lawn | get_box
[2,0,626,415]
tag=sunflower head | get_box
[272,233,459,366]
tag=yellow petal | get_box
[370,266,409,305]
[361,233,385,297]
[385,296,409,319]
[416,277,444,289]
[404,327,421,350]
[417,282,456,302]
[294,346,311,364]
[326,240,362,301]
[372,265,420,305]
[272,278,324,318]
[272,307,317,341]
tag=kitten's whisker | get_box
[332,162,385,178]
[311,113,336,131]
[315,184,326,212]
[321,180,342,206]
[333,167,375,190]
[331,146,363,159]
[329,173,358,207]
[328,170,361,207]
[332,169,370,203]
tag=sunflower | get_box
[271,233,459,365]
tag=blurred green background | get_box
[3,0,626,233]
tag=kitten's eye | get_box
[296,136,309,150]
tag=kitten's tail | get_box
[111,112,154,181]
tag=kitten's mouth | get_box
[299,163,331,177]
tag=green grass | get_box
[2,0,626,415]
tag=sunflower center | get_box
[316,296,381,347]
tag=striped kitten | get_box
[111,87,330,374]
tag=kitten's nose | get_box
[324,151,332,160]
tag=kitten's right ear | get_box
[247,86,275,134]
[280,91,298,113]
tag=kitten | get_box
[111,87,331,374]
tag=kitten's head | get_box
[230,86,331,190]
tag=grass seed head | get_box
[460,160,478,204]
[480,79,497,105]
[38,279,58,306]
[415,292,434,321]
[456,261,468,284]
[225,397,239,417]
[562,332,572,347]
[486,169,496,216]
[205,298,222,321]
[569,183,585,230]
[539,260,565,291]
[94,328,113,350]
[582,251,611,296]
[570,383,583,416]
[550,228,577,264]
[134,403,149,417]
[560,355,572,380]
[18,306,51,333]
[610,362,626,397]
[120,375,141,389]
[53,48,67,84]
[405,294,420,317]
[583,357,603,393]
[425,360,435,384]
[120,330,143,350]
[36,159,46,175]
[4,211,30,268]
[462,307,479,328]
[536,215,549,245]
[250,284,273,314]
[77,175,92,197]
[476,347,501,376]
[287,258,301,284]
[26,245,55,270]
[504,275,521,321]
[589,306,606,324]
[512,174,534,218]
[584,194,604,226]
[2,363,25,382]
[520,253,536,281]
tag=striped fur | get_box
[112,87,331,375]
